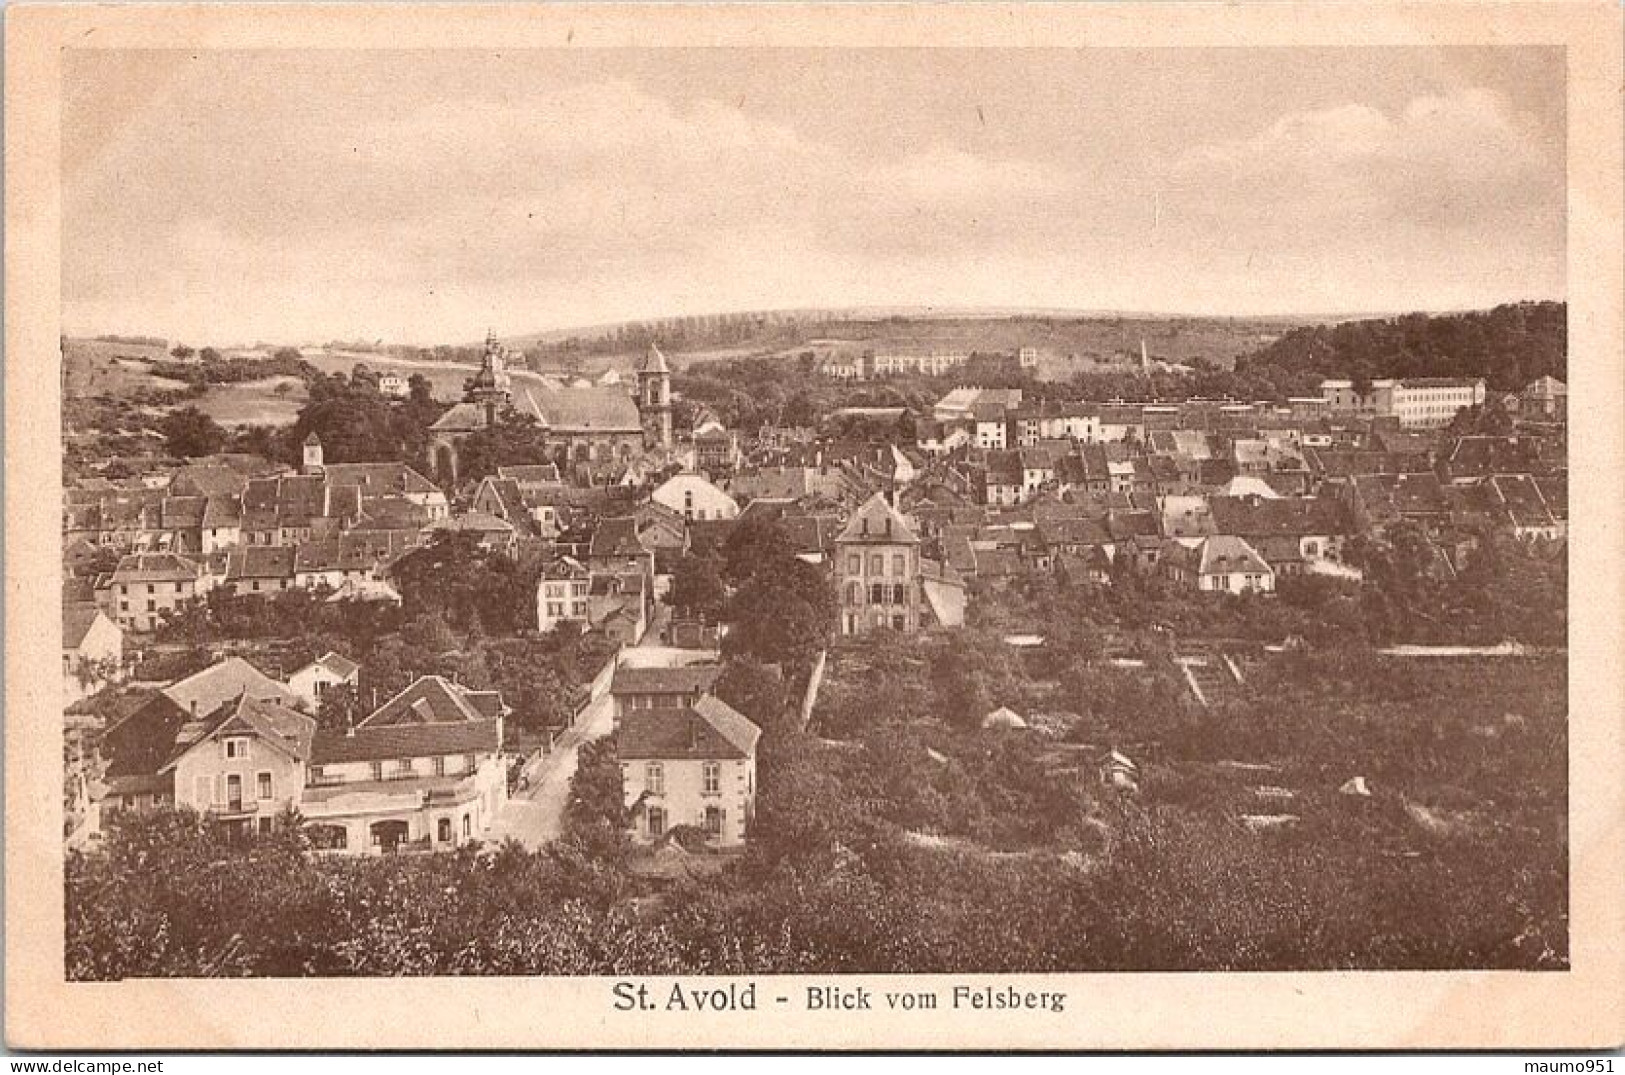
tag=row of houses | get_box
[88,657,509,854]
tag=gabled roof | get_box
[162,657,300,716]
[617,695,760,760]
[298,651,360,680]
[836,493,920,545]
[497,463,563,485]
[359,675,499,728]
[226,545,298,580]
[429,402,490,433]
[110,552,201,584]
[611,663,722,697]
[101,692,192,781]
[163,695,317,771]
[519,384,642,433]
[1209,495,1351,538]
[590,516,652,559]
[311,717,502,765]
[169,464,249,499]
[63,603,112,649]
[427,511,516,536]
[1180,535,1273,577]
[324,462,439,496]
[474,476,524,517]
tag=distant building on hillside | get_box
[1319,377,1485,429]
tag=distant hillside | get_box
[513,310,1319,378]
[1236,301,1565,392]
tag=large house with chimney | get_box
[96,661,508,854]
[620,695,760,849]
[834,493,966,636]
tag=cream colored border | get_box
[7,2,1623,1051]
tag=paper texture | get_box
[7,2,1622,1051]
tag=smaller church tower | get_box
[302,432,324,474]
[468,329,514,427]
[637,343,673,449]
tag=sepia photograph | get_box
[7,0,1623,1053]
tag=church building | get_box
[428,335,674,486]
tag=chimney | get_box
[190,699,198,717]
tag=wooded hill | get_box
[1236,301,1565,392]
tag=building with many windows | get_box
[1319,377,1486,429]
[98,670,508,853]
[835,493,928,635]
[619,694,760,848]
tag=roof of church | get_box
[518,384,642,433]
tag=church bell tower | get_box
[637,343,673,449]
[468,329,513,426]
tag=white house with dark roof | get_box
[287,651,360,710]
[102,552,205,632]
[1161,535,1275,594]
[619,695,760,848]
[300,676,508,853]
[101,669,510,852]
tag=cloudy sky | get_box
[63,47,1565,345]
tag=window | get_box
[146,600,155,612]
[438,817,452,843]
[893,584,906,605]
[704,806,724,837]
[648,806,667,837]
[892,554,905,576]
[395,758,414,776]
[870,583,885,605]
[464,754,476,772]
[223,738,249,759]
[846,581,860,605]
[462,814,471,837]
[702,762,721,794]
[310,766,326,783]
[869,554,884,576]
[257,772,273,800]
[119,584,128,596]
[645,762,665,795]
[847,555,861,575]
[225,774,243,808]
[370,761,384,782]
[175,582,183,594]
[147,584,155,595]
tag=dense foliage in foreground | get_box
[67,653,1566,978]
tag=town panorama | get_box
[61,304,1568,976]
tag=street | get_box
[485,629,719,850]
